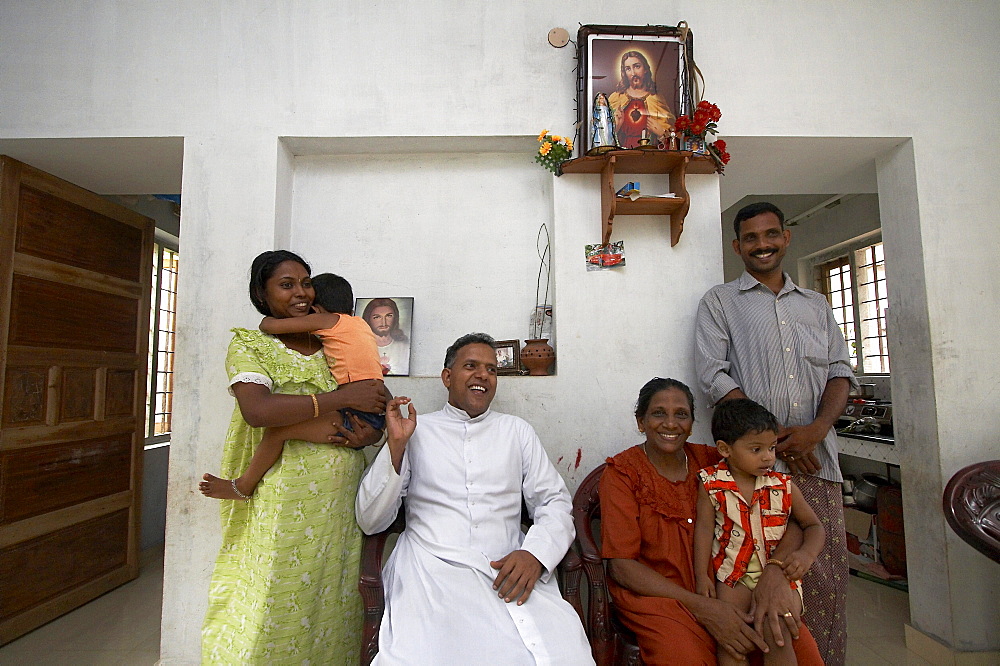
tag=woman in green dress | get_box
[202,250,388,664]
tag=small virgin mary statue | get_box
[589,93,618,154]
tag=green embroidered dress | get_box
[203,329,364,664]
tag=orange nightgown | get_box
[600,444,822,665]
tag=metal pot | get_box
[852,383,876,399]
[853,473,892,512]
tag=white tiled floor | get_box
[0,550,930,665]
[846,576,932,665]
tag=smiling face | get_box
[441,342,497,418]
[262,260,314,319]
[732,211,791,279]
[719,429,778,479]
[636,387,694,456]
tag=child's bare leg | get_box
[199,430,286,500]
[716,579,798,665]
[760,594,799,666]
[715,581,754,666]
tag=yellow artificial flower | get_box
[552,135,562,142]
[539,142,552,156]
[537,129,549,142]
[566,138,574,151]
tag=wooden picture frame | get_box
[577,24,695,153]
[494,339,521,375]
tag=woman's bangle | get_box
[310,394,320,419]
[765,558,784,568]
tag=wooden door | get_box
[0,156,153,644]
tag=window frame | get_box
[805,230,889,375]
[814,254,857,368]
[852,242,890,373]
[145,235,178,448]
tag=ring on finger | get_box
[782,611,793,617]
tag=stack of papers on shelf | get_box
[615,182,640,200]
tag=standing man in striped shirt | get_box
[694,201,856,666]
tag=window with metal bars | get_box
[145,244,178,445]
[814,241,889,373]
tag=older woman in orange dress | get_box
[600,378,824,665]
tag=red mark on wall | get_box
[575,448,582,469]
[557,456,564,464]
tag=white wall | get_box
[141,445,170,550]
[2,1,999,661]
[290,149,552,377]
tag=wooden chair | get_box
[571,463,643,666]
[943,460,1000,564]
[358,503,586,666]
[358,510,406,666]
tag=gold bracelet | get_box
[766,558,784,568]
[310,394,320,419]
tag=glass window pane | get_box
[146,244,179,441]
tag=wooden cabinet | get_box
[559,151,717,246]
[0,156,153,645]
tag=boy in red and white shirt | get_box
[695,399,825,666]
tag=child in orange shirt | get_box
[200,273,385,501]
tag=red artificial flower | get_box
[675,116,690,131]
[694,110,709,124]
[713,139,727,152]
[693,100,723,122]
[691,123,705,135]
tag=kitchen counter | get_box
[837,430,894,445]
[837,431,899,465]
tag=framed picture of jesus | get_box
[356,296,414,377]
[576,24,695,154]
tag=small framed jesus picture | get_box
[494,340,521,375]
[355,297,414,376]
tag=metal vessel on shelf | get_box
[838,399,893,438]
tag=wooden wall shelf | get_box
[560,150,717,246]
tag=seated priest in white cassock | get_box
[356,333,594,666]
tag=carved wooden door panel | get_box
[0,156,153,644]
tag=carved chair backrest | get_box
[359,510,405,665]
[572,463,643,666]
[943,460,1000,564]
